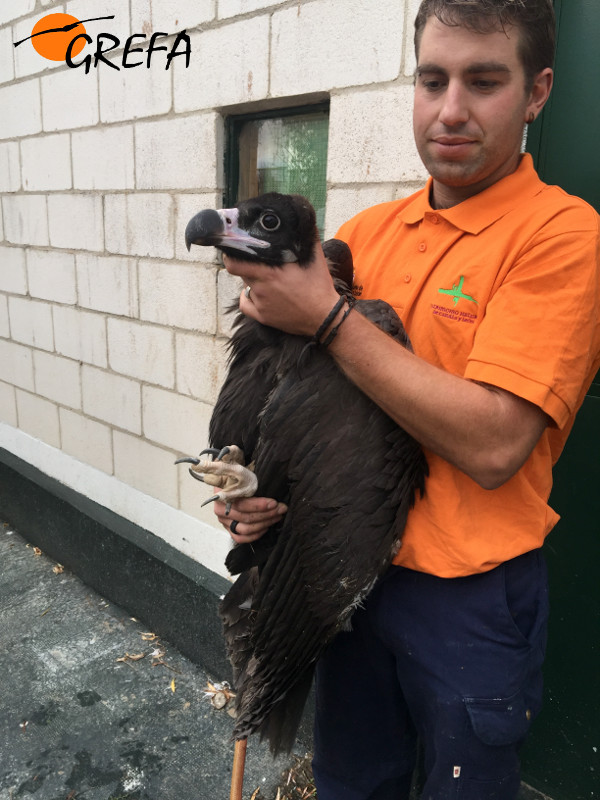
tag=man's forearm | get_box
[326,307,548,489]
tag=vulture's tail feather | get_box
[256,668,315,755]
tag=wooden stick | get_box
[230,737,248,800]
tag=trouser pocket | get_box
[464,690,533,747]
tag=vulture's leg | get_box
[175,445,257,514]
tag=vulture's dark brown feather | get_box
[183,193,427,754]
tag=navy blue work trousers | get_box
[312,549,549,800]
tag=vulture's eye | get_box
[259,212,280,231]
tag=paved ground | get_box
[0,521,299,800]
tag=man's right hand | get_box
[214,496,288,544]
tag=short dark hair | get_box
[414,0,556,88]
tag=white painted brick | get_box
[138,259,217,332]
[404,0,421,77]
[48,194,104,251]
[8,296,54,350]
[13,10,67,80]
[53,305,108,367]
[135,114,220,190]
[0,381,17,426]
[0,142,21,192]
[324,185,397,239]
[217,268,243,336]
[76,253,139,317]
[108,318,174,388]
[26,249,77,304]
[0,340,34,390]
[0,0,36,28]
[0,294,9,337]
[41,67,99,131]
[0,26,15,84]
[173,22,269,112]
[82,365,142,433]
[105,193,174,258]
[16,389,61,447]
[0,80,42,140]
[174,192,222,262]
[0,247,28,294]
[131,0,214,32]
[327,87,426,184]
[0,207,3,241]
[72,125,134,190]
[143,384,212,453]
[219,0,285,18]
[271,0,404,96]
[21,133,71,191]
[33,349,82,409]
[393,182,428,201]
[99,49,172,123]
[175,332,228,405]
[65,0,126,32]
[113,429,178,507]
[59,407,113,474]
[2,194,49,247]
[76,253,138,316]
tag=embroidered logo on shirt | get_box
[438,276,478,307]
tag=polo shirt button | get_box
[430,214,440,224]
[404,273,411,283]
[418,242,427,252]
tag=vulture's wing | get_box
[221,301,426,752]
[209,315,284,462]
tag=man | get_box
[214,1,600,797]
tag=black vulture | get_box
[180,193,427,755]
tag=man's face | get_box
[414,17,541,207]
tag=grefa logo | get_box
[13,13,191,73]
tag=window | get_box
[225,103,329,237]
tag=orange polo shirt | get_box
[336,154,600,577]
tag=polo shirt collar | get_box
[398,154,545,234]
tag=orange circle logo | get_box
[30,13,87,62]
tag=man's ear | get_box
[525,67,553,123]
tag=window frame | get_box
[224,101,330,209]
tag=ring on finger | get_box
[230,519,240,534]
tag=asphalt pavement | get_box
[0,521,299,800]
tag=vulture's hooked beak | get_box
[185,207,272,256]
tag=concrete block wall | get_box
[0,0,427,579]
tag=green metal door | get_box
[521,1,600,797]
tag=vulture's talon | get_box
[199,447,222,460]
[174,456,201,466]
[188,469,205,483]
[200,493,233,515]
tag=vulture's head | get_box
[185,193,320,267]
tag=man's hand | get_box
[214,496,288,544]
[223,243,340,337]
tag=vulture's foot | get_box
[175,445,257,514]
